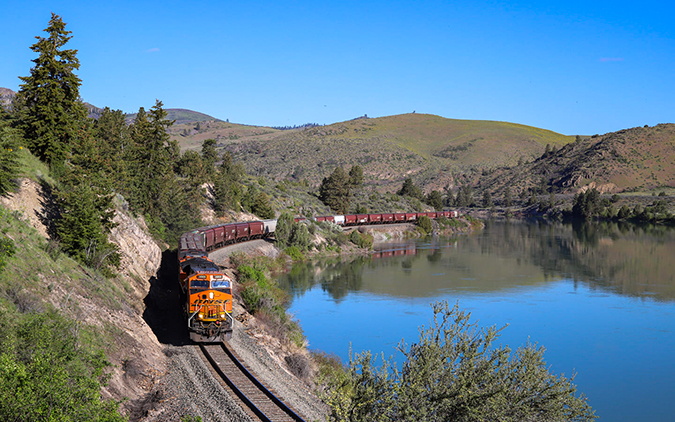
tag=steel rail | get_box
[200,343,306,422]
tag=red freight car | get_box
[203,228,215,251]
[223,224,236,244]
[368,214,382,224]
[235,222,250,241]
[213,225,225,247]
[249,221,264,239]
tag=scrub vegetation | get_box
[317,301,596,422]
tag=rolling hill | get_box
[170,113,574,190]
[0,87,220,124]
[475,124,675,195]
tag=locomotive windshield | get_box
[190,275,209,288]
[212,279,230,288]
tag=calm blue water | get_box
[278,221,675,421]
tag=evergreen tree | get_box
[617,205,631,219]
[572,189,602,220]
[425,190,443,211]
[213,151,245,216]
[15,13,87,174]
[158,178,203,245]
[482,190,493,208]
[455,185,473,207]
[444,186,455,207]
[319,167,351,214]
[93,107,129,190]
[201,138,218,181]
[397,178,423,200]
[275,212,294,248]
[55,125,119,273]
[251,192,275,219]
[348,165,364,189]
[177,150,208,187]
[503,186,513,207]
[126,101,176,219]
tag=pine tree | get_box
[349,165,364,188]
[126,101,176,219]
[251,192,275,219]
[213,151,245,216]
[56,124,119,273]
[482,190,493,208]
[15,13,87,174]
[503,186,513,207]
[319,167,351,214]
[425,190,443,211]
[94,107,129,190]
[201,138,218,182]
[398,178,423,200]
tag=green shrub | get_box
[417,215,433,234]
[348,230,374,249]
[319,301,595,421]
[0,310,125,421]
[285,246,304,261]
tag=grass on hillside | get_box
[173,113,574,191]
[0,204,141,356]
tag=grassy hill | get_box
[126,108,222,125]
[171,113,573,191]
[476,124,675,195]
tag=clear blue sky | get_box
[3,0,673,135]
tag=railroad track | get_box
[199,343,307,422]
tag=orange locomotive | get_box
[179,232,233,342]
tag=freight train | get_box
[178,210,459,342]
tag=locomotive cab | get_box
[181,258,234,342]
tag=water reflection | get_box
[279,220,675,422]
[278,221,675,303]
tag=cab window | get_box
[190,276,209,288]
[212,279,230,288]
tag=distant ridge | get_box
[0,87,16,109]
[125,108,222,125]
[475,123,675,194]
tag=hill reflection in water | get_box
[278,220,675,303]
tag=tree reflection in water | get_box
[278,220,675,303]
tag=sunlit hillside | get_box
[171,113,573,189]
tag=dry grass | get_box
[171,113,574,191]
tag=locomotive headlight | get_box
[198,313,204,319]
[209,292,214,299]
[220,313,225,319]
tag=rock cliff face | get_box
[1,179,166,414]
[109,196,162,284]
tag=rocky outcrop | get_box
[109,196,162,284]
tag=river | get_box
[278,220,675,421]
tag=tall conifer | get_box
[15,13,86,174]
